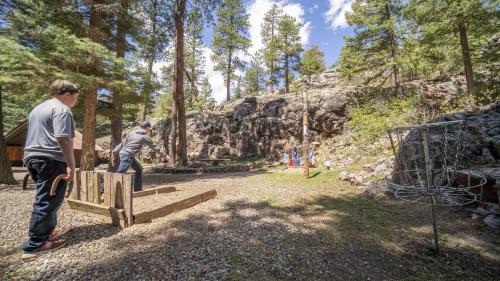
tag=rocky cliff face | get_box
[155,69,471,161]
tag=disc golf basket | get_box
[387,120,486,254]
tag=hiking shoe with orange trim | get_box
[49,229,60,241]
[21,239,67,260]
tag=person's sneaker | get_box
[49,229,60,241]
[21,239,67,260]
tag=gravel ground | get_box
[1,169,499,280]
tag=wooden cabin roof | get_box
[4,120,104,151]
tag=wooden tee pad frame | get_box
[67,171,216,228]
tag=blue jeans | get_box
[23,158,68,253]
[116,155,142,191]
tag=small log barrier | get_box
[199,158,231,166]
[67,170,216,228]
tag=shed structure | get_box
[4,120,104,167]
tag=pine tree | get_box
[1,0,125,172]
[243,53,265,96]
[154,92,174,117]
[110,0,129,171]
[169,0,221,166]
[198,78,216,111]
[81,0,109,171]
[277,14,302,93]
[211,0,251,102]
[300,45,326,76]
[0,37,47,185]
[234,75,243,99]
[184,8,206,111]
[137,0,171,121]
[339,0,403,94]
[261,4,283,92]
[405,0,498,100]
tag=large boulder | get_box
[392,102,500,185]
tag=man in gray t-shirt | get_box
[113,121,161,191]
[21,80,79,259]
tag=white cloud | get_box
[152,61,168,78]
[324,0,354,30]
[203,47,227,103]
[248,0,311,55]
[308,4,319,14]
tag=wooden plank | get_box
[134,190,217,224]
[70,171,80,200]
[93,172,101,204]
[114,173,124,209]
[80,171,88,202]
[133,186,176,198]
[123,174,134,227]
[88,172,95,204]
[67,199,126,227]
[103,173,112,207]
[109,173,116,208]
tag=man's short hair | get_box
[49,80,79,96]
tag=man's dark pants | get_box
[23,158,67,253]
[116,154,143,191]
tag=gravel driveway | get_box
[1,169,499,280]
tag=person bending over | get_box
[22,80,79,259]
[113,121,161,191]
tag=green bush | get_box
[347,95,421,145]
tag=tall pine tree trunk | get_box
[188,35,196,109]
[269,21,275,93]
[226,50,232,102]
[173,0,188,166]
[169,89,177,162]
[0,87,17,185]
[140,0,158,121]
[110,0,128,171]
[140,56,154,121]
[458,19,476,99]
[393,63,401,95]
[284,54,289,93]
[81,3,101,171]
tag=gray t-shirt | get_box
[23,98,76,163]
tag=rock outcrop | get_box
[155,69,473,161]
[392,101,500,176]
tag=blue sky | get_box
[197,0,356,102]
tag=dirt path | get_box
[1,169,499,280]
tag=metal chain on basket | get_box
[448,121,465,187]
[440,124,450,187]
[390,120,483,208]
